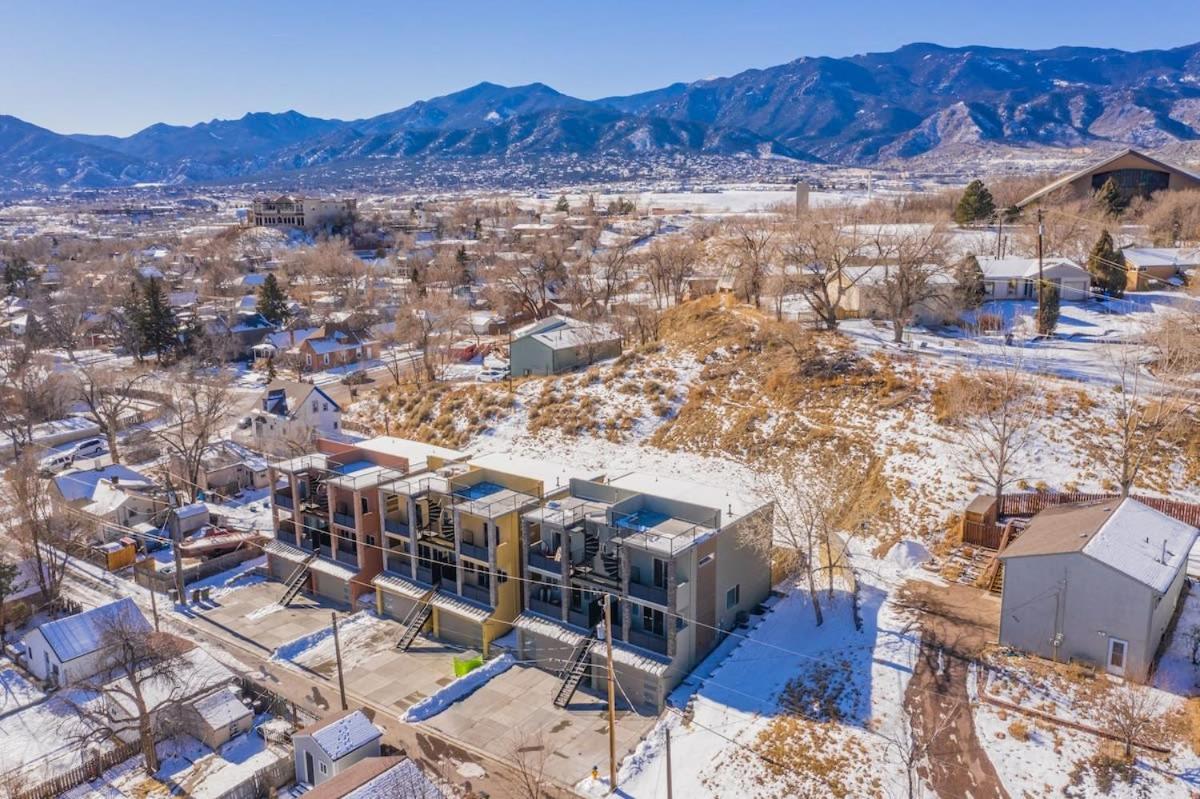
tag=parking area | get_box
[422,664,659,786]
[191,580,466,712]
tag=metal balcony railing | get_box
[529,597,563,618]
[335,548,358,566]
[333,512,356,529]
[459,540,489,562]
[383,516,409,536]
[627,627,668,654]
[527,544,562,574]
[273,492,294,510]
[461,583,491,605]
[627,580,669,607]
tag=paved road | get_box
[59,559,570,799]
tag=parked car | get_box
[236,415,253,430]
[38,438,106,475]
[476,367,509,383]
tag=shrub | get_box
[1007,720,1031,741]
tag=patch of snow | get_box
[401,653,515,722]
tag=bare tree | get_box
[0,345,70,457]
[1098,339,1198,497]
[151,371,236,502]
[882,698,961,799]
[59,614,196,774]
[861,225,952,343]
[396,294,468,384]
[1102,683,1162,759]
[783,210,868,330]
[644,236,698,308]
[73,366,152,464]
[947,357,1039,504]
[508,727,551,799]
[488,238,567,320]
[1,452,80,603]
[724,217,778,308]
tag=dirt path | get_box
[899,581,1008,799]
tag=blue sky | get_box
[4,0,1199,136]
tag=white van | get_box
[38,450,76,475]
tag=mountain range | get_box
[3,41,1200,191]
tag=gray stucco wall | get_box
[510,336,622,377]
[715,508,773,633]
[999,552,1163,680]
[293,733,380,786]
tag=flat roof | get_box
[357,436,465,466]
[607,471,766,526]
[468,452,602,494]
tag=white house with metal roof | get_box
[22,597,151,686]
[292,708,383,788]
[977,256,1092,302]
[998,498,1198,680]
[509,315,622,376]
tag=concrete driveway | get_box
[422,664,659,787]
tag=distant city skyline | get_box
[3,0,1199,136]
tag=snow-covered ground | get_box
[578,548,928,798]
[0,656,44,714]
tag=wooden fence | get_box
[133,545,263,595]
[17,740,142,799]
[962,492,1200,551]
[999,492,1200,528]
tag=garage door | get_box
[381,591,419,623]
[437,610,483,649]
[313,571,349,605]
[520,630,578,675]
[269,555,294,581]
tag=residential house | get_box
[266,437,466,607]
[298,324,379,372]
[250,380,342,453]
[1120,247,1200,292]
[22,597,151,685]
[0,557,48,621]
[976,256,1092,302]
[998,498,1198,680]
[207,312,276,360]
[51,464,170,541]
[247,196,357,229]
[372,453,601,656]
[509,315,622,377]
[185,686,254,749]
[292,709,382,788]
[829,264,958,325]
[169,440,269,498]
[516,472,772,712]
[304,756,442,799]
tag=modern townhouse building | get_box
[265,436,465,608]
[371,453,601,657]
[515,472,773,712]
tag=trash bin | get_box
[453,650,483,677]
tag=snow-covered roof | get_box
[174,502,210,520]
[469,452,602,493]
[838,264,956,285]
[33,597,150,663]
[301,709,382,761]
[53,464,155,503]
[357,436,464,468]
[590,637,670,676]
[607,471,767,527]
[429,590,491,623]
[976,256,1085,280]
[1083,499,1198,593]
[1121,247,1200,268]
[372,572,432,601]
[514,612,587,646]
[341,758,442,799]
[191,686,252,729]
[1003,498,1198,593]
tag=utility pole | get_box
[604,593,617,794]
[331,612,348,711]
[149,587,160,632]
[1036,207,1045,322]
[665,726,674,799]
[995,215,1003,259]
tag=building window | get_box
[361,497,369,515]
[726,584,740,609]
[323,354,330,366]
[653,558,667,588]
[319,762,328,775]
[312,400,318,413]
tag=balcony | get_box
[273,492,294,510]
[416,565,435,584]
[627,581,669,607]
[529,597,563,618]
[333,511,356,529]
[384,516,409,536]
[385,554,412,576]
[527,544,562,575]
[335,547,358,566]
[627,628,668,655]
[275,527,297,544]
[461,582,491,605]
[459,540,489,562]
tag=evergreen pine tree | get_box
[122,281,147,360]
[256,273,290,325]
[3,257,32,297]
[266,356,277,381]
[1095,176,1125,217]
[954,254,987,310]
[1037,283,1060,336]
[953,180,996,225]
[140,278,178,363]
[554,194,570,213]
[1088,230,1126,298]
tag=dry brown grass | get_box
[354,380,515,449]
